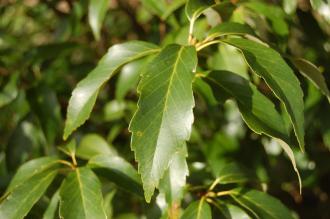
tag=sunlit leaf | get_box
[129,44,197,202]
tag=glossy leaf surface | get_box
[206,70,290,143]
[59,167,107,219]
[159,145,188,206]
[223,38,305,151]
[64,41,159,140]
[129,44,197,202]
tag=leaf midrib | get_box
[149,46,185,177]
[76,168,88,219]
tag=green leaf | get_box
[310,0,330,22]
[115,58,147,101]
[230,188,294,219]
[43,190,60,219]
[283,0,297,14]
[216,162,255,184]
[206,70,290,143]
[216,202,251,219]
[0,168,58,219]
[207,44,249,79]
[59,167,107,219]
[223,38,305,151]
[181,200,212,219]
[277,139,302,192]
[27,85,62,145]
[310,0,323,9]
[162,0,186,20]
[185,0,215,21]
[141,0,166,16]
[0,73,18,108]
[159,145,188,206]
[244,1,289,36]
[129,44,197,202]
[103,190,116,219]
[76,133,117,160]
[88,155,143,196]
[64,41,159,140]
[292,58,330,102]
[88,0,108,40]
[59,139,76,159]
[207,22,256,40]
[5,157,59,193]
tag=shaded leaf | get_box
[116,58,147,101]
[277,139,302,192]
[64,41,159,140]
[76,133,117,160]
[0,73,18,108]
[5,157,59,193]
[217,162,255,184]
[129,44,197,202]
[230,188,294,219]
[206,70,290,143]
[185,0,215,21]
[0,168,58,219]
[59,167,107,219]
[207,22,256,40]
[244,1,289,36]
[43,190,60,219]
[88,0,108,40]
[88,155,143,196]
[292,58,330,102]
[181,200,212,219]
[162,0,186,19]
[223,38,305,151]
[27,85,62,145]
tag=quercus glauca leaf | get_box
[230,188,295,219]
[63,41,159,140]
[43,190,60,219]
[3,157,60,195]
[207,22,256,40]
[159,145,188,213]
[185,0,216,43]
[181,200,212,219]
[222,38,305,151]
[185,0,215,21]
[129,44,197,202]
[59,167,107,219]
[0,166,58,219]
[292,58,330,102]
[88,0,108,41]
[88,155,143,196]
[206,70,290,143]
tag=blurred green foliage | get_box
[0,0,330,218]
